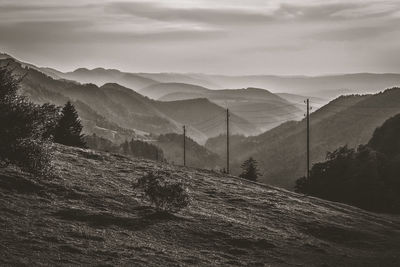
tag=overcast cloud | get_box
[0,0,399,75]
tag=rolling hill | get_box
[1,57,256,143]
[155,98,258,143]
[1,144,399,266]
[26,54,400,101]
[192,73,400,98]
[47,67,159,91]
[206,88,400,189]
[57,67,400,100]
[147,83,303,132]
[140,82,210,100]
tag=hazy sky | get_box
[1,0,400,75]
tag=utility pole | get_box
[306,99,310,179]
[226,109,230,174]
[183,125,186,167]
[156,148,158,161]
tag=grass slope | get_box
[1,145,399,266]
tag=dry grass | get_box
[0,144,400,266]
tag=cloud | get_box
[105,1,400,27]
[0,0,400,75]
[0,19,224,45]
[312,23,400,42]
[105,1,276,26]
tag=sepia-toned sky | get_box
[0,0,400,75]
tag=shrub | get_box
[133,172,190,212]
[0,66,53,176]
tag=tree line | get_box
[295,113,400,213]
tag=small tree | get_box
[239,157,260,181]
[133,172,190,213]
[54,101,86,148]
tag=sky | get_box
[0,0,400,75]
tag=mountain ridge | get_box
[206,88,400,189]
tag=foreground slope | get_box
[1,145,399,266]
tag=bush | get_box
[0,66,53,176]
[133,172,190,212]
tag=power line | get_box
[230,101,304,113]
[309,100,400,109]
[232,115,303,125]
[241,110,302,119]
[190,112,225,127]
[195,119,225,132]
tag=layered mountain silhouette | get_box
[142,83,303,132]
[47,67,158,91]
[0,56,256,144]
[191,73,400,98]
[27,55,400,99]
[206,88,400,189]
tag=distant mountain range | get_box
[189,73,400,98]
[38,60,400,99]
[142,83,304,131]
[44,67,158,92]
[0,56,257,145]
[3,50,392,100]
[206,88,400,189]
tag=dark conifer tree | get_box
[54,101,86,148]
[239,157,260,181]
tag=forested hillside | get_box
[206,88,400,189]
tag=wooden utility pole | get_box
[226,109,230,174]
[306,99,310,179]
[183,125,186,166]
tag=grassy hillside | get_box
[206,89,400,189]
[0,145,399,266]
